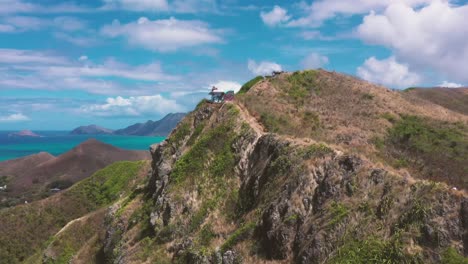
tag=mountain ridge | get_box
[2,69,467,263]
[70,112,186,136]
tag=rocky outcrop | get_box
[102,100,467,263]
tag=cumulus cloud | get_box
[357,1,468,83]
[438,81,463,88]
[357,56,421,89]
[0,113,30,122]
[301,53,329,69]
[80,95,185,117]
[101,17,223,52]
[78,55,88,61]
[209,81,242,93]
[260,5,290,27]
[287,0,431,27]
[248,59,282,76]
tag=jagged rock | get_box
[461,198,468,255]
[222,250,240,264]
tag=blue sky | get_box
[0,0,467,130]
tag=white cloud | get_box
[0,113,30,122]
[78,55,88,61]
[287,0,431,27]
[0,15,87,32]
[80,95,185,117]
[209,81,242,93]
[260,5,290,27]
[248,59,282,76]
[357,56,421,89]
[357,1,468,83]
[301,53,329,69]
[102,0,169,11]
[0,23,15,32]
[53,16,87,31]
[0,49,177,94]
[0,0,90,14]
[0,49,68,64]
[54,32,99,47]
[102,0,218,13]
[101,17,223,52]
[438,81,463,88]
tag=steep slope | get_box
[70,125,114,135]
[99,95,467,263]
[0,160,149,264]
[11,70,466,264]
[402,87,468,115]
[114,113,186,136]
[0,139,150,207]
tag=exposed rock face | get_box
[102,100,467,263]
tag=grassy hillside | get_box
[0,160,148,263]
[98,98,467,263]
[237,70,468,189]
[403,87,468,115]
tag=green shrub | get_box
[167,122,191,147]
[171,123,236,184]
[301,143,333,159]
[441,247,468,264]
[198,224,216,246]
[286,70,318,99]
[329,202,349,228]
[329,236,422,264]
[221,221,256,252]
[238,76,263,94]
[362,93,375,100]
[66,161,145,210]
[381,112,397,123]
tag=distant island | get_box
[8,130,41,138]
[70,125,114,135]
[70,113,186,136]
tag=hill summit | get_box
[1,69,467,263]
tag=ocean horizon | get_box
[0,131,165,162]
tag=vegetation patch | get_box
[384,115,468,188]
[167,122,191,148]
[441,247,468,264]
[238,76,263,94]
[328,202,349,228]
[328,236,422,264]
[0,161,146,264]
[300,143,333,159]
[221,221,256,252]
[286,70,318,100]
[67,161,146,210]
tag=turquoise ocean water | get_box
[0,131,165,162]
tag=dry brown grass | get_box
[239,69,468,189]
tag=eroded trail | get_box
[233,101,265,136]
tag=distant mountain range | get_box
[70,113,185,136]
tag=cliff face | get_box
[102,96,467,263]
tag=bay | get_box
[0,131,164,162]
